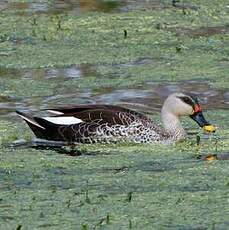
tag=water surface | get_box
[0,65,228,118]
[1,0,174,15]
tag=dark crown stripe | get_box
[177,95,196,108]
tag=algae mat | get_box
[0,0,229,229]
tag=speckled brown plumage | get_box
[17,105,170,143]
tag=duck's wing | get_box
[46,105,150,123]
[17,106,152,142]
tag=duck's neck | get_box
[161,108,186,140]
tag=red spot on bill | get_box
[194,105,201,113]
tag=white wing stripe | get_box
[42,116,83,125]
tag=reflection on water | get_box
[1,0,172,15]
[92,82,229,114]
[0,0,123,14]
[0,64,95,79]
[0,64,97,116]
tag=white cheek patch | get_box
[42,116,83,125]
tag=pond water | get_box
[1,0,175,15]
[0,65,228,118]
[0,0,228,229]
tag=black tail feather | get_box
[16,110,62,141]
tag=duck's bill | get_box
[190,111,216,133]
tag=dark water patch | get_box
[5,0,124,14]
[0,64,95,80]
[93,81,229,112]
[0,78,228,119]
[122,0,173,12]
[0,62,228,119]
[172,0,199,11]
[1,0,174,15]
[109,57,169,69]
[0,64,96,116]
[94,89,152,105]
[1,1,48,14]
[168,25,229,38]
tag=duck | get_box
[16,92,216,144]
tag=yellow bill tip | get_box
[203,125,216,133]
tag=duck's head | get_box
[163,93,216,133]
